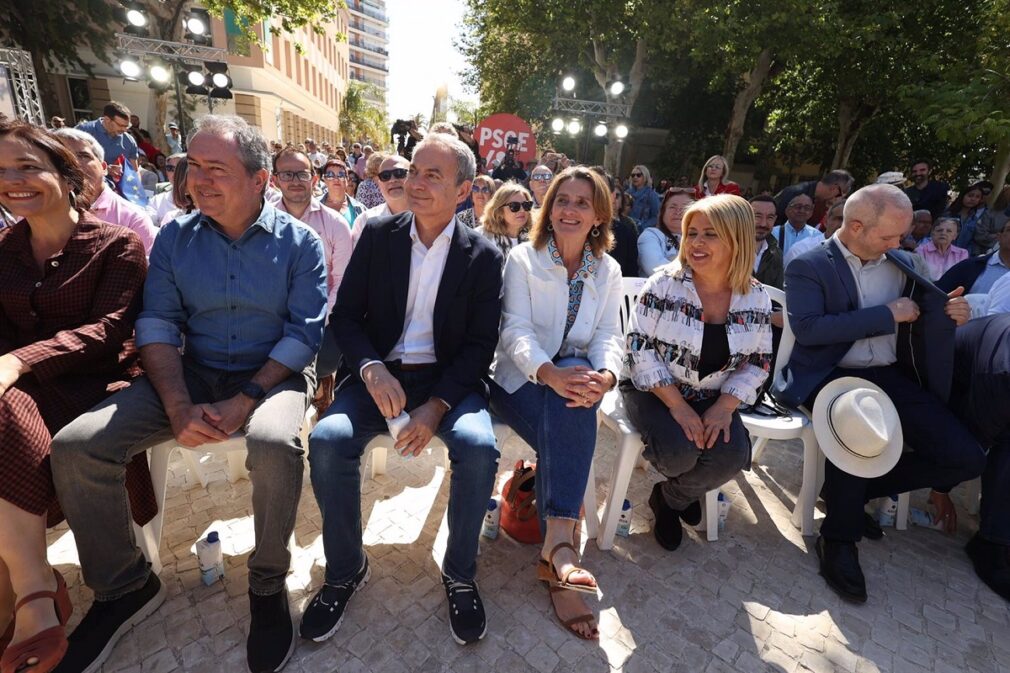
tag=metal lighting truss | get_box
[552,94,630,121]
[0,48,45,125]
[115,33,227,65]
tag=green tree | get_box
[339,81,387,146]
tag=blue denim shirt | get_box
[76,119,139,165]
[628,185,660,229]
[136,202,327,372]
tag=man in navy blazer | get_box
[774,184,985,603]
[952,314,1010,603]
[304,134,504,646]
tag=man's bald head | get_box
[838,184,913,261]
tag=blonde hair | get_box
[364,151,386,178]
[481,182,532,235]
[632,164,652,186]
[530,166,614,257]
[697,154,729,189]
[472,174,496,194]
[677,194,756,294]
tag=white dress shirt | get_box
[753,239,768,274]
[971,252,1010,294]
[772,222,824,256]
[352,202,393,246]
[834,235,904,369]
[986,271,1010,316]
[386,216,457,364]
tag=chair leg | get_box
[750,436,769,466]
[792,425,820,536]
[139,443,175,575]
[442,446,451,471]
[966,477,981,515]
[582,459,599,541]
[597,434,644,551]
[896,492,910,531]
[371,446,387,478]
[701,489,720,542]
[227,451,250,483]
[182,450,210,488]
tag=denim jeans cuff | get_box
[541,510,582,522]
[94,571,151,602]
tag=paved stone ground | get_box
[46,427,1010,673]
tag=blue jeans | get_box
[308,367,498,583]
[489,357,599,526]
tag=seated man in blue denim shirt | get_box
[51,115,327,673]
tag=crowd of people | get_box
[0,100,1007,673]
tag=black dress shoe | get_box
[816,536,867,603]
[648,483,684,551]
[248,588,295,672]
[966,534,1010,602]
[863,512,884,541]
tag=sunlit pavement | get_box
[47,428,1009,673]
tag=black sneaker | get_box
[248,588,295,673]
[648,483,684,551]
[441,574,487,645]
[966,533,1010,601]
[298,556,370,642]
[55,573,165,673]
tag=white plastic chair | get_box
[135,407,317,574]
[597,277,729,549]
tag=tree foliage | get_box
[339,81,388,146]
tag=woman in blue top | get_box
[321,158,364,230]
[627,164,660,229]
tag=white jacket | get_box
[491,242,625,394]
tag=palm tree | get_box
[339,81,388,147]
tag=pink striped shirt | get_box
[275,198,352,313]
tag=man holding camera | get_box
[491,145,527,182]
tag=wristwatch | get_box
[239,381,267,401]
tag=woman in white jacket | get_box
[637,187,695,276]
[489,167,624,641]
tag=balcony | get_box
[350,53,388,72]
[350,71,386,88]
[348,20,388,41]
[349,38,388,56]
[348,1,388,23]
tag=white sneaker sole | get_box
[81,578,167,673]
[448,618,488,646]
[302,563,371,643]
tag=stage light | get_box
[126,9,147,27]
[615,124,629,139]
[149,64,171,84]
[608,80,625,96]
[119,58,142,79]
[561,76,576,92]
[185,16,207,36]
[593,122,608,137]
[567,119,581,135]
[550,117,565,133]
[187,70,206,87]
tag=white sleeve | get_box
[986,273,1010,315]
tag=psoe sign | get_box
[475,113,536,166]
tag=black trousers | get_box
[809,366,986,542]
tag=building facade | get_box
[346,0,389,108]
[44,7,351,146]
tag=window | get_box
[67,77,92,124]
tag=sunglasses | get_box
[504,201,534,213]
[472,185,492,194]
[165,165,176,173]
[530,173,553,182]
[378,168,408,182]
[631,172,643,178]
[275,170,313,182]
[323,171,347,179]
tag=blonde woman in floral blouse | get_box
[623,194,772,552]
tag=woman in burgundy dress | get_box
[0,120,150,673]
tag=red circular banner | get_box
[475,113,537,166]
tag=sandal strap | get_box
[559,565,594,586]
[561,614,596,628]
[13,589,58,614]
[546,542,579,572]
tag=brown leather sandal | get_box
[536,542,599,595]
[546,585,599,640]
[0,619,12,657]
[0,569,72,673]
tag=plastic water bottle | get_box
[196,531,224,586]
[481,498,500,539]
[717,492,731,530]
[909,507,945,531]
[877,496,898,527]
[616,499,632,537]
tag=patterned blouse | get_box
[625,265,773,405]
[355,178,385,209]
[547,236,598,339]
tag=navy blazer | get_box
[773,239,955,408]
[935,252,994,294]
[330,211,504,407]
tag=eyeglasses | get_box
[504,201,534,213]
[472,185,492,194]
[378,168,408,182]
[630,172,643,178]
[275,170,313,182]
[788,203,814,212]
[323,171,347,179]
[165,165,177,173]
[530,173,553,182]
